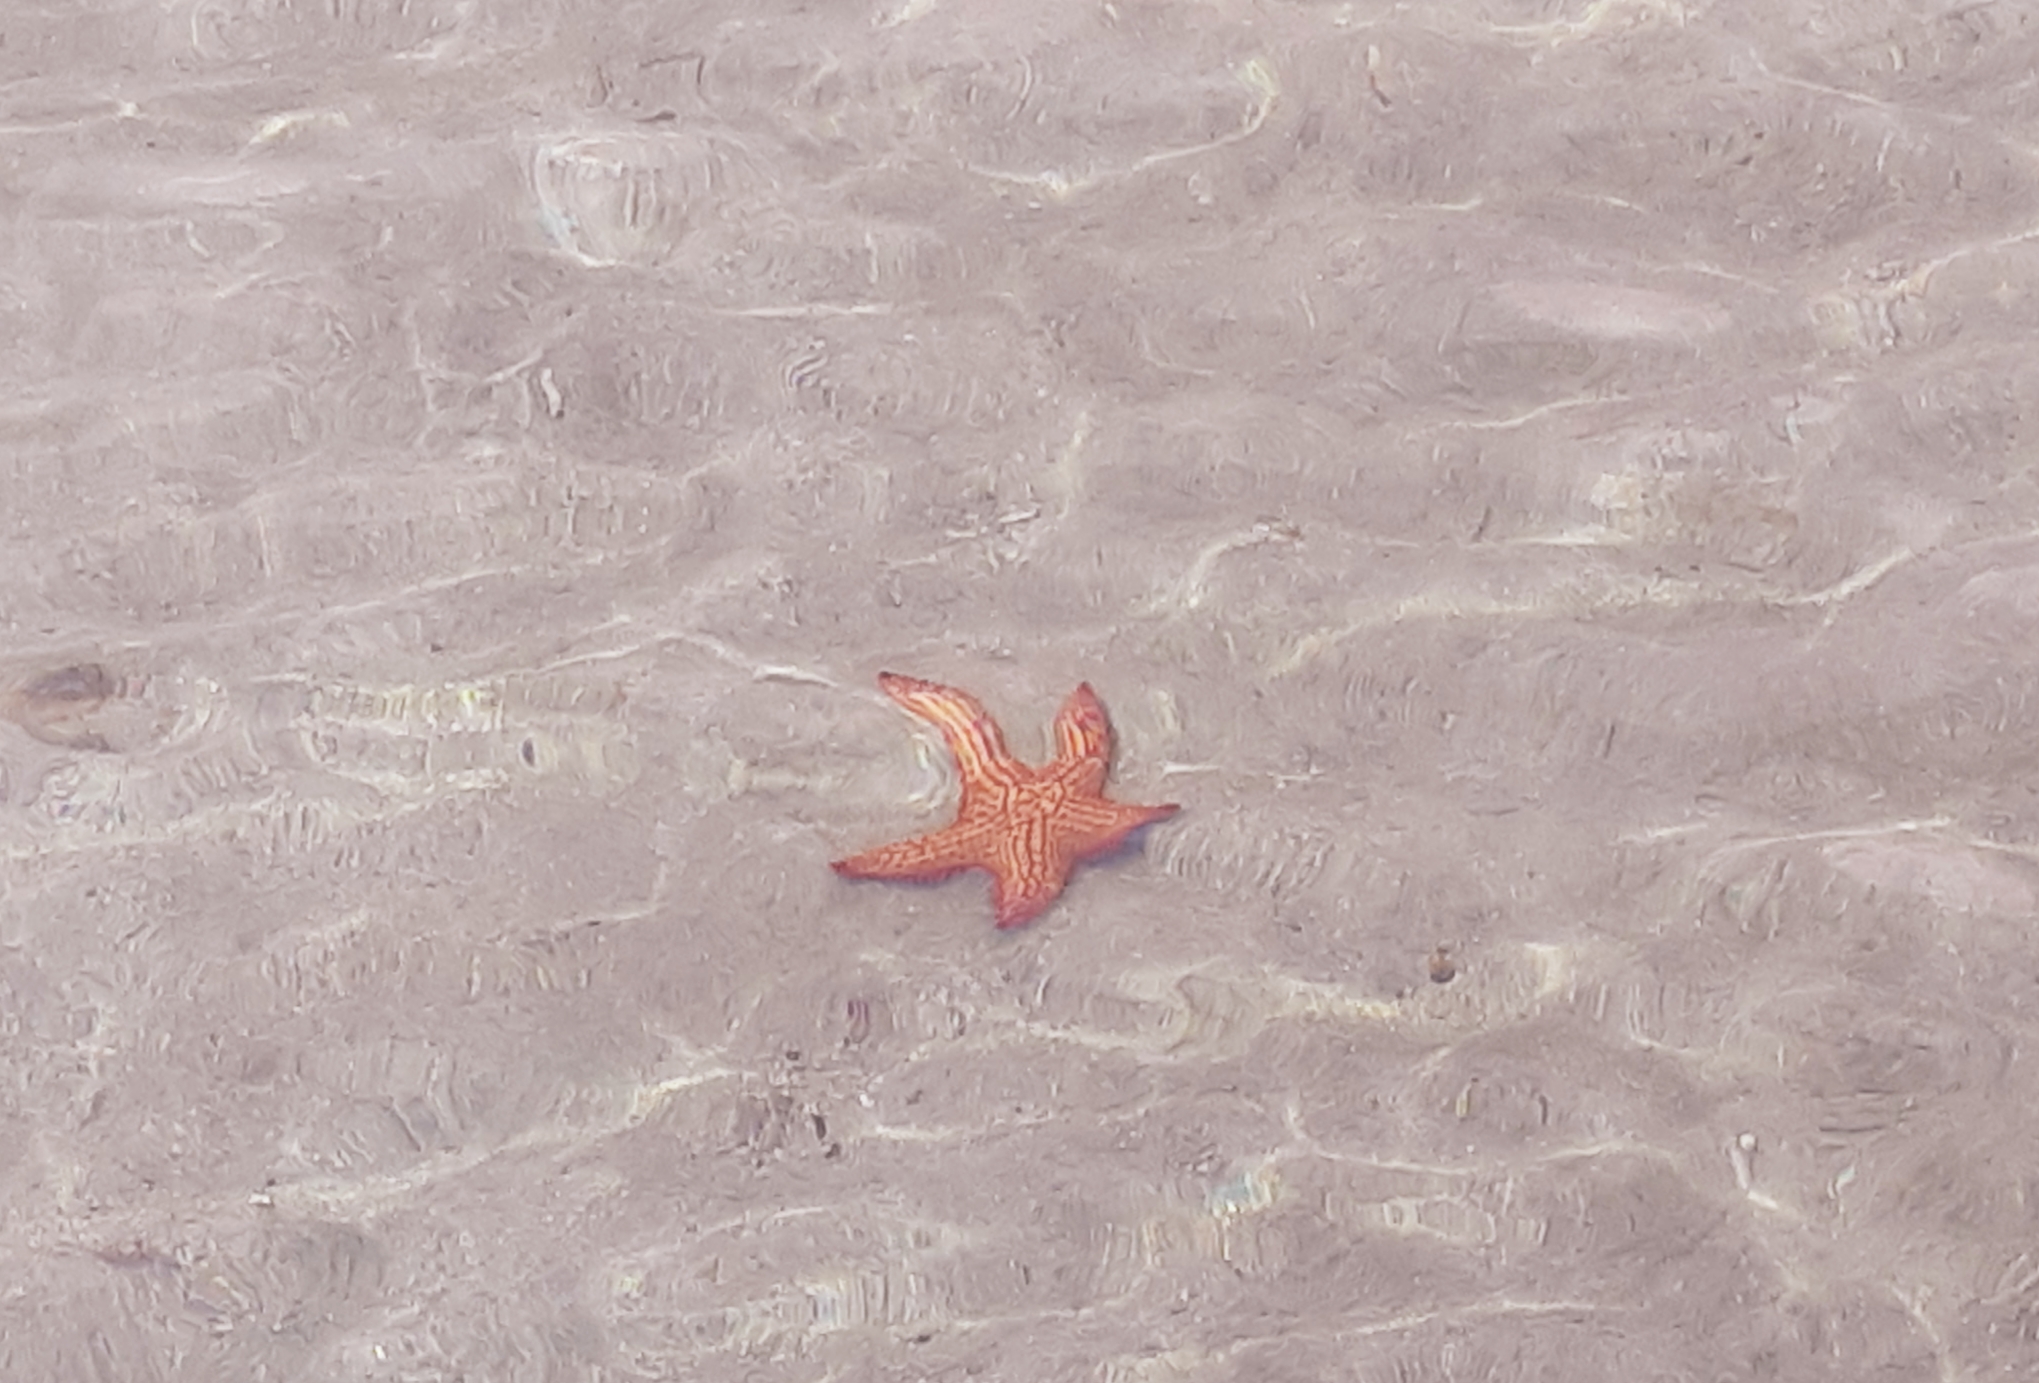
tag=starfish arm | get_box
[1054,796,1180,859]
[1051,682,1114,795]
[877,672,1025,812]
[989,834,1075,930]
[832,818,1002,882]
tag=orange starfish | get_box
[832,672,1180,929]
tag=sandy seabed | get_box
[4,2,2039,1379]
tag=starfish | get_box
[832,672,1180,929]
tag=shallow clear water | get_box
[5,2,2038,1378]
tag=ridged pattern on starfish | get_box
[832,672,1180,928]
